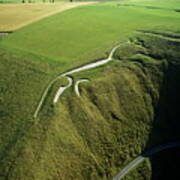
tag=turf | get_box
[0,0,180,179]
[117,0,180,10]
[0,45,159,180]
[18,35,178,180]
[0,35,174,178]
[1,0,180,74]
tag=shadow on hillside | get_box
[145,62,180,179]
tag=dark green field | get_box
[0,0,180,179]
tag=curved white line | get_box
[33,41,129,118]
[53,77,73,104]
[33,76,62,118]
[62,44,122,76]
[74,79,89,97]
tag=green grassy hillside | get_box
[1,31,180,179]
[0,0,180,179]
[0,47,59,175]
[0,46,158,180]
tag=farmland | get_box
[0,2,96,31]
[1,0,180,73]
[0,0,180,179]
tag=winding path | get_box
[113,142,180,180]
[33,42,128,118]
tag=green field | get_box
[0,0,180,179]
[1,1,180,73]
[117,0,180,9]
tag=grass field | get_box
[1,0,180,74]
[0,0,180,179]
[0,2,96,31]
[118,0,180,10]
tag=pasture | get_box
[1,0,180,74]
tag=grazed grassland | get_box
[1,0,180,73]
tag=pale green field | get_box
[1,0,180,73]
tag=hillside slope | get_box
[1,33,180,179]
[0,47,57,179]
[0,0,180,179]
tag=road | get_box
[113,142,180,180]
[33,42,127,118]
